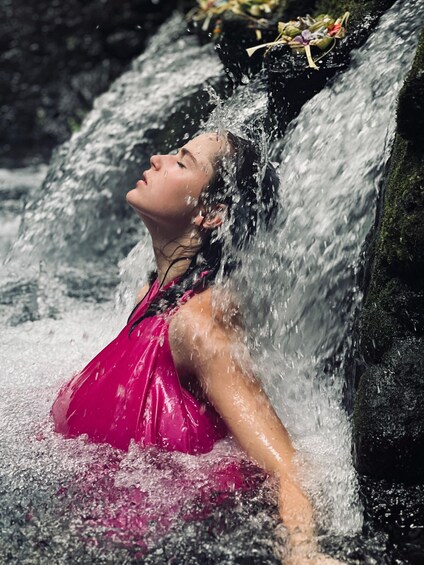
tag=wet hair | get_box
[128,131,279,334]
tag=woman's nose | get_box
[150,154,161,170]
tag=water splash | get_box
[148,0,423,537]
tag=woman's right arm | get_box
[170,293,341,564]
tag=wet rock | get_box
[0,278,40,325]
[144,491,281,565]
[397,31,424,146]
[353,30,424,483]
[267,0,396,134]
[0,166,47,207]
[187,3,284,83]
[354,338,424,482]
[0,166,47,262]
[0,0,179,169]
[187,1,396,135]
[360,476,424,563]
[57,265,119,303]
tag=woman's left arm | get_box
[170,292,321,560]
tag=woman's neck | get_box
[151,229,202,288]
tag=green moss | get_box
[397,29,424,144]
[377,132,424,274]
[314,0,368,19]
[67,109,87,135]
[313,0,393,26]
[279,0,368,23]
[358,31,424,361]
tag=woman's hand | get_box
[277,479,346,564]
[285,549,345,565]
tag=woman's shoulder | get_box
[171,285,243,338]
[168,284,248,379]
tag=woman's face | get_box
[126,133,227,232]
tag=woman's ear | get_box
[202,204,227,230]
[193,210,205,227]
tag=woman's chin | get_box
[126,191,151,221]
[126,188,140,206]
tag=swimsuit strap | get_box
[126,278,160,325]
[166,269,210,317]
[127,270,210,326]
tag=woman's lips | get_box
[135,171,149,188]
[136,173,147,187]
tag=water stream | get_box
[1,1,423,562]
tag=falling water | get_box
[259,0,424,534]
[197,0,424,535]
[1,0,423,562]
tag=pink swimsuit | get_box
[51,275,228,453]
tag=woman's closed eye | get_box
[177,161,186,169]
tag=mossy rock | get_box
[353,30,424,482]
[354,338,424,483]
[359,277,424,363]
[377,137,424,279]
[314,0,393,23]
[397,23,424,145]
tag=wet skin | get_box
[126,133,227,236]
[127,133,342,564]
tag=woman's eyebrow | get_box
[180,147,198,167]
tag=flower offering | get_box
[246,12,350,69]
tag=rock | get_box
[0,166,47,261]
[397,32,424,146]
[360,476,424,562]
[188,3,285,83]
[0,0,179,169]
[187,1,396,135]
[0,166,47,203]
[267,0,396,134]
[354,338,424,482]
[353,30,424,482]
[0,278,40,325]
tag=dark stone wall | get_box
[0,0,179,168]
[353,30,424,483]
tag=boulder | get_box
[353,30,424,482]
[267,0,396,134]
[354,338,424,482]
[0,0,178,168]
[187,1,396,134]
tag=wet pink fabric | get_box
[51,274,228,453]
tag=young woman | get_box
[52,131,338,564]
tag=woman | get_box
[52,131,336,564]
